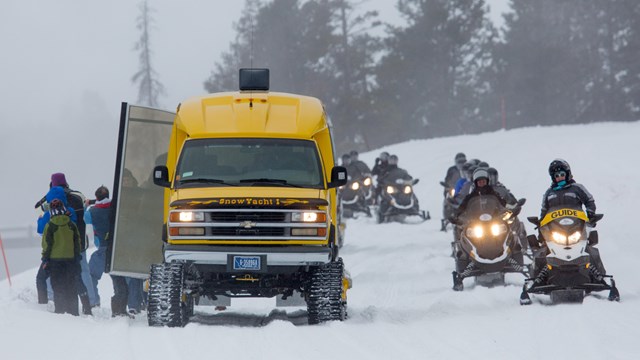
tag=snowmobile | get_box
[519,206,619,305]
[439,181,456,232]
[376,177,430,224]
[451,195,527,291]
[339,175,372,218]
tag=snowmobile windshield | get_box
[175,138,324,189]
[459,195,505,223]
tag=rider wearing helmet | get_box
[379,155,412,184]
[540,159,595,221]
[443,153,466,194]
[372,151,390,178]
[453,163,476,203]
[534,159,605,280]
[454,168,506,217]
[349,150,372,178]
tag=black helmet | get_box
[388,154,398,166]
[349,150,359,161]
[478,161,489,168]
[472,168,490,184]
[455,152,466,163]
[341,154,351,166]
[379,151,389,162]
[464,164,477,180]
[487,167,499,186]
[548,159,571,182]
[469,159,481,166]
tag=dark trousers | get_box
[110,275,129,316]
[49,261,79,316]
[36,262,49,304]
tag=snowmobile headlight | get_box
[363,177,372,186]
[551,231,567,244]
[567,231,582,244]
[170,211,205,222]
[291,212,327,223]
[403,185,412,194]
[466,225,484,239]
[491,223,507,236]
[450,188,455,197]
[351,182,360,190]
[386,185,396,194]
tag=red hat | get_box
[51,173,68,187]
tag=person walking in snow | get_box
[41,187,82,316]
[36,173,95,314]
[84,185,111,309]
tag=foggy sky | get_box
[0,0,509,228]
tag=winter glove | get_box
[587,212,597,227]
[41,260,50,272]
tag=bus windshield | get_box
[175,138,324,189]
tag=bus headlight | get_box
[170,211,205,222]
[291,212,327,222]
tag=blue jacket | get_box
[84,199,112,248]
[454,178,467,196]
[37,186,77,234]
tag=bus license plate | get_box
[233,256,261,271]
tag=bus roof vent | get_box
[239,68,269,91]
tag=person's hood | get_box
[46,186,68,207]
[50,213,71,226]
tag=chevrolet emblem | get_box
[239,220,257,229]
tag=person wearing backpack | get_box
[36,173,95,315]
[41,186,82,316]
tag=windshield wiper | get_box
[179,178,237,186]
[239,178,303,188]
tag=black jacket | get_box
[540,179,595,219]
[456,185,506,217]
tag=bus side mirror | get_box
[153,165,171,188]
[328,166,348,188]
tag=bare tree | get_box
[132,0,165,107]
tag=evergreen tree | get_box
[204,0,381,153]
[132,0,165,107]
[372,0,496,147]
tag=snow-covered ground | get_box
[1,121,638,359]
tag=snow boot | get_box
[608,279,620,302]
[37,291,48,305]
[452,271,464,291]
[520,284,532,305]
[111,297,130,318]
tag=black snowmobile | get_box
[376,176,429,224]
[520,206,620,304]
[339,174,372,218]
[439,181,457,232]
[450,195,527,290]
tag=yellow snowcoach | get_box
[108,69,349,326]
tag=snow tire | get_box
[307,258,347,325]
[147,262,190,327]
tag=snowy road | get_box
[1,122,639,359]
